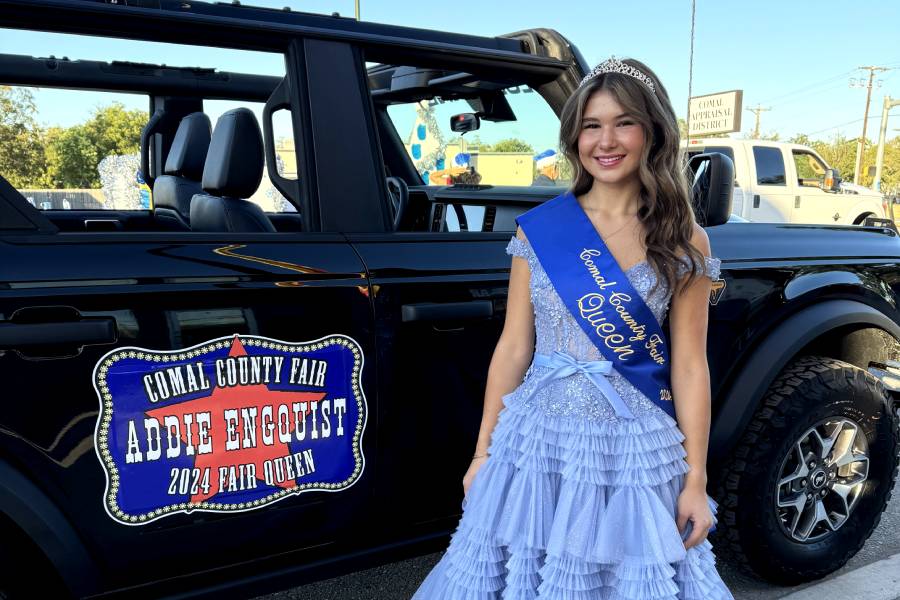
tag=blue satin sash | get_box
[516,192,675,419]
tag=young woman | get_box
[413,57,734,599]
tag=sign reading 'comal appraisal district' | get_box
[688,90,743,136]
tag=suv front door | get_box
[791,149,843,224]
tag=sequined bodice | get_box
[505,235,722,421]
[507,235,721,363]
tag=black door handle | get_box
[401,301,493,322]
[0,318,118,350]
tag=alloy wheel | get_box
[775,418,870,542]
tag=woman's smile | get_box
[593,154,626,168]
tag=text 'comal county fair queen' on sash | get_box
[575,248,667,366]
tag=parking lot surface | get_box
[254,488,900,599]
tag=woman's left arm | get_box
[669,223,716,549]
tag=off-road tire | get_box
[713,355,900,584]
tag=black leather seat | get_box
[152,112,211,230]
[189,108,275,233]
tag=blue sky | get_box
[2,0,899,147]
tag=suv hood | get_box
[709,222,900,262]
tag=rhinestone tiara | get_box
[579,57,656,94]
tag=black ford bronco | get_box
[0,1,898,598]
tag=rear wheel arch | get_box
[710,299,900,465]
[0,459,99,597]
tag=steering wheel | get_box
[386,176,409,231]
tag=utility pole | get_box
[746,105,770,139]
[874,95,900,192]
[354,0,360,20]
[851,66,890,184]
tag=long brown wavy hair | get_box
[559,58,704,298]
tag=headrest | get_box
[201,108,264,199]
[164,112,211,180]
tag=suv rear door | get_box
[749,144,795,222]
[0,205,375,593]
[0,31,377,597]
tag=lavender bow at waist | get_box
[524,351,635,420]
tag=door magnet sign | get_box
[93,334,367,525]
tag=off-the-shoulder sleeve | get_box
[676,254,722,280]
[506,234,530,259]
[704,256,722,280]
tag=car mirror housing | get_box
[687,151,734,227]
[823,168,841,193]
[450,113,480,133]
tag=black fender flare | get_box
[710,299,900,462]
[0,459,98,596]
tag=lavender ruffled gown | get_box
[412,235,734,599]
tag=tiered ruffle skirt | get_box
[412,392,734,599]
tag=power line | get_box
[807,117,865,136]
[806,112,893,137]
[772,82,864,122]
[755,65,896,135]
[770,70,898,136]
[767,82,848,111]
[757,70,855,105]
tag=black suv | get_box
[0,1,897,598]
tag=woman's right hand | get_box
[463,456,488,496]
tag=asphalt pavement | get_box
[253,486,900,600]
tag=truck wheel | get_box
[715,355,900,583]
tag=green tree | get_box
[855,137,899,191]
[810,135,858,183]
[464,134,483,150]
[742,130,780,141]
[85,102,145,158]
[0,86,47,188]
[878,137,900,194]
[788,134,812,146]
[481,138,534,153]
[45,125,98,188]
[45,102,145,188]
[556,149,574,183]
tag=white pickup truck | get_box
[684,138,888,225]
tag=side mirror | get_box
[822,168,841,193]
[687,152,734,227]
[450,113,480,133]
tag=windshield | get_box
[379,74,563,187]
